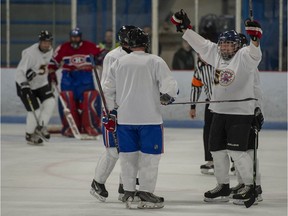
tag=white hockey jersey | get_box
[15,43,53,90]
[103,50,178,125]
[183,29,262,115]
[101,46,129,86]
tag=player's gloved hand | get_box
[245,18,262,41]
[160,93,175,105]
[252,107,264,131]
[48,72,58,85]
[26,69,37,81]
[20,82,33,99]
[170,9,192,32]
[102,109,117,132]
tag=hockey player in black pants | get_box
[16,31,55,145]
[171,10,263,202]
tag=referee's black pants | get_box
[203,102,213,161]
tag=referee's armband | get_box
[192,77,204,87]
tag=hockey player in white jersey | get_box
[90,25,137,202]
[15,30,55,145]
[171,10,263,203]
[102,27,178,209]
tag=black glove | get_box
[26,69,37,81]
[160,93,175,105]
[252,107,264,131]
[245,18,262,41]
[170,9,192,32]
[20,82,33,99]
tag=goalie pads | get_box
[81,90,102,136]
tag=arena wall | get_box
[1,69,287,129]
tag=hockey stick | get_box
[26,94,49,142]
[53,84,98,140]
[244,127,258,208]
[89,54,119,151]
[168,97,257,105]
[249,0,254,21]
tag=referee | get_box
[190,55,215,174]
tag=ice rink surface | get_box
[1,124,287,216]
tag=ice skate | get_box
[26,133,43,146]
[204,184,231,202]
[229,183,245,198]
[90,179,108,202]
[122,191,136,209]
[35,125,50,140]
[232,185,258,205]
[200,161,214,175]
[137,191,164,209]
[118,184,140,202]
[233,185,262,205]
[118,183,125,201]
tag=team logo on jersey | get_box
[219,69,235,86]
[70,55,86,65]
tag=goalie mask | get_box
[118,25,137,46]
[70,27,82,49]
[218,30,241,60]
[128,27,150,49]
[38,30,53,53]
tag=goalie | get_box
[48,28,104,137]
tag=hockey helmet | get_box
[39,30,53,41]
[118,25,137,46]
[217,30,241,60]
[70,27,82,38]
[199,14,219,43]
[128,27,149,48]
[239,33,248,48]
[70,27,82,49]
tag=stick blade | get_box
[244,189,258,208]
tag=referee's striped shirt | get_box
[190,58,215,109]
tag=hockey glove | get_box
[26,69,37,81]
[245,18,262,41]
[160,93,175,105]
[252,107,264,131]
[20,82,33,98]
[48,72,58,85]
[102,109,117,132]
[170,9,192,32]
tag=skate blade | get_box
[204,196,230,202]
[201,169,214,175]
[137,201,164,209]
[90,188,106,202]
[233,199,258,205]
[80,134,100,140]
[27,141,44,146]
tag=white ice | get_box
[1,124,287,216]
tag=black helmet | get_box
[70,27,82,37]
[39,30,53,41]
[118,25,137,45]
[128,27,149,48]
